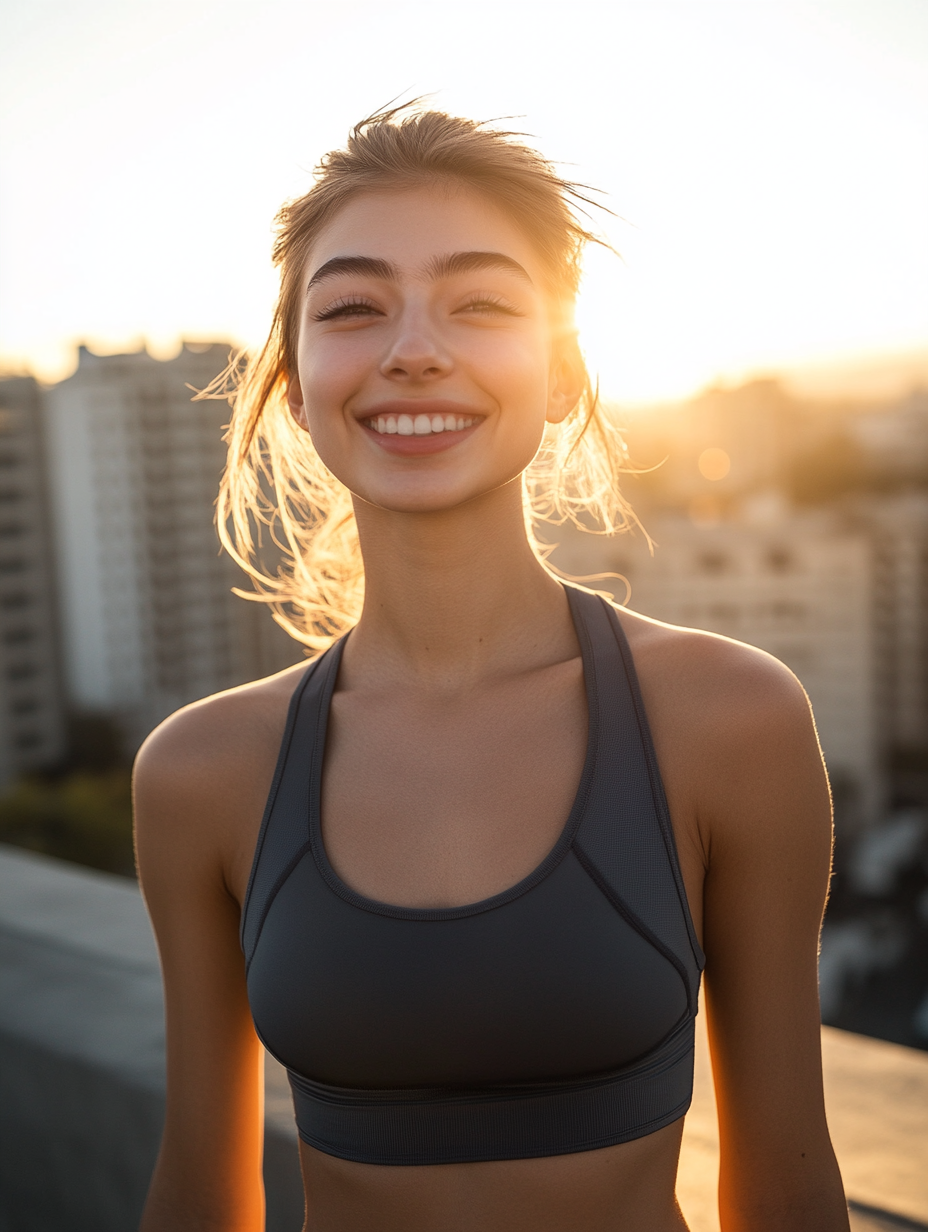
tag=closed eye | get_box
[313,297,383,322]
[456,295,523,317]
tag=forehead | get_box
[305,184,546,285]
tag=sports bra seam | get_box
[599,597,706,973]
[308,796,592,921]
[243,839,314,976]
[240,658,322,955]
[250,1013,296,1077]
[572,839,697,1015]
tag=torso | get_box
[221,599,708,1232]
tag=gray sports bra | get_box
[242,585,705,1165]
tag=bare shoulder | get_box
[611,602,830,860]
[135,660,309,786]
[613,602,814,744]
[134,660,311,902]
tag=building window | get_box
[3,628,34,646]
[0,591,32,610]
[762,601,808,628]
[765,547,794,574]
[697,552,730,575]
[707,603,740,624]
[7,663,37,681]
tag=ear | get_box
[286,372,310,431]
[546,336,586,425]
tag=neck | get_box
[349,480,573,686]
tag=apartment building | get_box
[0,377,66,789]
[44,344,297,747]
[863,492,928,804]
[550,501,880,829]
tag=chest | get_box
[242,592,706,1126]
[320,657,588,910]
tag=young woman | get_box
[135,106,850,1231]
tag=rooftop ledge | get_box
[1,844,926,1232]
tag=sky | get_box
[1,0,926,404]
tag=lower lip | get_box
[361,422,481,455]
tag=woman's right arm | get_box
[134,690,285,1232]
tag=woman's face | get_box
[287,184,581,515]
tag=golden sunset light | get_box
[1,0,926,403]
[3,6,928,1225]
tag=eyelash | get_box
[459,295,521,316]
[312,293,522,322]
[313,297,380,322]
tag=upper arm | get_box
[134,695,281,1231]
[690,648,848,1227]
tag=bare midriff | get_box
[297,1119,689,1232]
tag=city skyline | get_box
[2,0,927,405]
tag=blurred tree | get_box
[0,769,134,877]
[64,713,126,772]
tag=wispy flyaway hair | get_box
[210,102,636,651]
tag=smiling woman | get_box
[135,104,851,1232]
[297,239,540,462]
[213,106,632,649]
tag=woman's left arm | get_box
[694,648,850,1231]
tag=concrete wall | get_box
[0,845,303,1232]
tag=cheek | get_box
[467,329,551,404]
[298,335,369,410]
[290,351,355,477]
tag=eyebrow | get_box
[307,256,397,289]
[426,251,533,284]
[306,250,533,292]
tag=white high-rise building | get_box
[44,344,298,746]
[0,377,66,789]
[550,500,880,829]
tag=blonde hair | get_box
[211,103,635,652]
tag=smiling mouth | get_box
[364,412,479,437]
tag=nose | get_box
[379,306,452,383]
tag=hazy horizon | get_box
[2,0,926,404]
[4,337,925,413]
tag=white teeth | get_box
[367,413,477,435]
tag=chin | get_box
[358,490,480,517]
[342,456,533,519]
